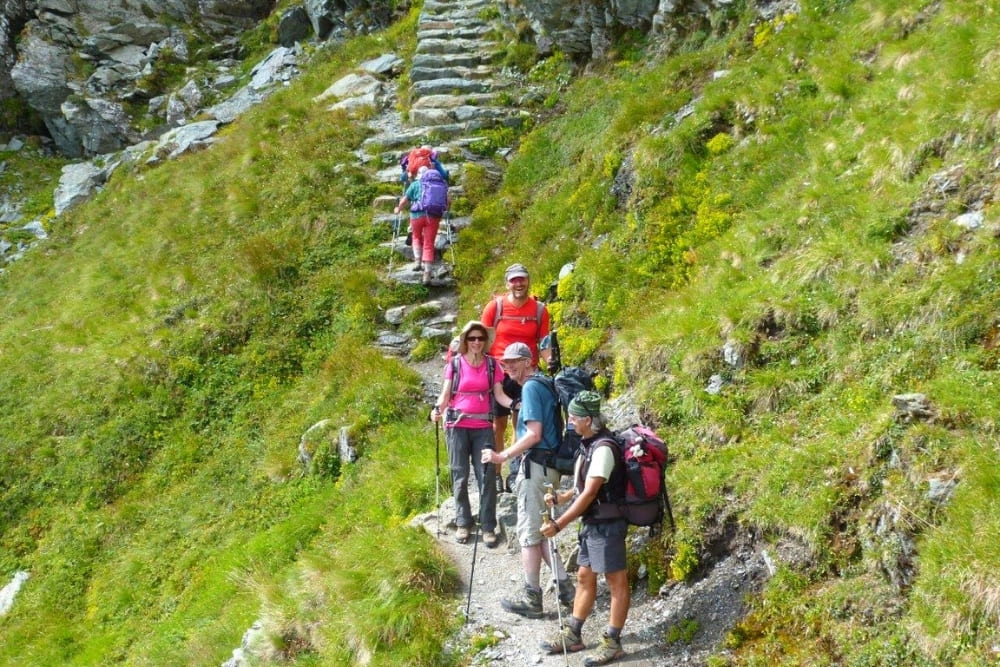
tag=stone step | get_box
[416,38,499,55]
[409,105,520,127]
[412,52,495,69]
[421,6,494,21]
[417,25,492,41]
[422,4,494,20]
[410,65,496,82]
[412,77,495,97]
[412,92,499,109]
[364,122,476,149]
[423,0,495,11]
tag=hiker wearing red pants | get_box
[394,166,449,285]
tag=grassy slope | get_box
[1,0,998,664]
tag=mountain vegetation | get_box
[1,0,998,665]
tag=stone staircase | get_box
[365,0,522,370]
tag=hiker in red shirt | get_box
[481,263,550,489]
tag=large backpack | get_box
[418,169,448,218]
[403,146,434,178]
[586,425,674,534]
[523,367,596,475]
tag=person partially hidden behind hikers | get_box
[432,321,512,548]
[481,342,574,618]
[481,263,550,491]
[538,390,629,666]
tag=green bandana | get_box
[568,390,602,417]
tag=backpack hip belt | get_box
[444,408,493,424]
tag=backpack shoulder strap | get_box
[493,296,504,326]
[535,298,545,340]
[524,374,563,450]
[450,355,461,394]
[596,435,623,463]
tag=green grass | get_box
[2,0,1000,664]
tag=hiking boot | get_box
[409,261,422,271]
[455,526,470,544]
[501,584,543,619]
[558,578,576,607]
[495,473,505,494]
[540,625,584,654]
[582,633,625,666]
[483,530,499,549]
[422,268,432,286]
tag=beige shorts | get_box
[514,458,563,547]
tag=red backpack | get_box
[405,146,434,178]
[586,425,674,534]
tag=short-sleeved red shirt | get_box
[481,295,550,363]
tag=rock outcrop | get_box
[1,0,397,158]
[500,0,800,60]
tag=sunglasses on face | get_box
[466,336,486,342]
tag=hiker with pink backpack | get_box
[394,165,450,285]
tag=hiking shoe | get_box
[558,578,576,607]
[483,530,500,548]
[409,261,422,271]
[540,625,584,654]
[501,584,543,619]
[582,633,624,666]
[495,473,505,493]
[455,526,470,544]
[422,269,432,285]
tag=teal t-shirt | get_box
[517,374,561,450]
[404,180,423,217]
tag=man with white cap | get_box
[482,341,574,618]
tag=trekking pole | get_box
[388,212,400,275]
[429,407,441,538]
[445,209,457,273]
[465,460,490,623]
[542,483,570,666]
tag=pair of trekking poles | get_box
[388,210,455,275]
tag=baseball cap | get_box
[505,263,529,281]
[500,342,532,361]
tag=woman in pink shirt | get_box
[432,321,513,547]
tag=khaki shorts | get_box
[514,458,563,547]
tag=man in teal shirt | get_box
[483,342,574,617]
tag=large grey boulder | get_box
[148,120,220,162]
[278,5,313,46]
[0,0,35,103]
[304,0,393,40]
[61,96,137,155]
[9,31,80,155]
[54,162,107,215]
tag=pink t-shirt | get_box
[443,355,501,429]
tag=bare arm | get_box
[482,419,541,465]
[542,475,604,537]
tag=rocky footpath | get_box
[411,484,776,666]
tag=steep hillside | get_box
[1,0,999,665]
